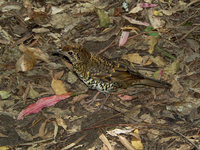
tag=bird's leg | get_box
[98,94,110,110]
[85,91,101,105]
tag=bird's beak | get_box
[54,49,64,55]
[52,49,64,56]
[55,49,62,53]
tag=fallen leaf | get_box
[140,3,157,8]
[122,53,152,65]
[160,1,187,16]
[17,92,72,120]
[123,15,149,26]
[0,90,11,99]
[118,94,133,101]
[131,129,144,150]
[170,78,184,97]
[148,9,165,28]
[37,120,48,138]
[28,85,40,99]
[56,117,67,130]
[148,36,158,54]
[129,3,143,14]
[107,128,134,136]
[164,60,179,75]
[16,53,36,72]
[54,70,65,80]
[19,44,50,63]
[154,69,163,80]
[119,31,129,47]
[96,8,110,28]
[51,78,67,95]
[150,56,166,67]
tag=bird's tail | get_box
[135,77,171,88]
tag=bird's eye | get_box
[68,51,73,56]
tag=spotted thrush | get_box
[58,44,171,93]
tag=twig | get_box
[97,32,144,55]
[178,10,199,26]
[169,129,200,150]
[96,35,119,55]
[11,33,33,47]
[19,137,53,146]
[179,25,199,41]
[61,134,88,150]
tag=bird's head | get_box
[57,44,90,64]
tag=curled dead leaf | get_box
[16,53,36,72]
[51,78,67,95]
[19,44,50,63]
[56,117,67,130]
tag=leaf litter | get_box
[0,0,200,149]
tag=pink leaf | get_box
[140,3,157,8]
[122,15,150,26]
[119,31,129,47]
[158,69,163,79]
[17,92,72,120]
[118,94,133,101]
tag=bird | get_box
[57,43,171,93]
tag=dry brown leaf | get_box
[129,3,143,14]
[148,36,158,54]
[54,70,65,80]
[164,60,179,75]
[56,117,67,130]
[34,120,49,139]
[150,56,166,67]
[19,44,50,63]
[148,9,165,28]
[122,53,152,65]
[16,53,36,72]
[28,85,40,99]
[170,77,184,97]
[51,78,67,95]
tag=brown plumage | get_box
[58,44,171,93]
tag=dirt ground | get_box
[0,0,200,150]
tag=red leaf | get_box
[158,69,163,80]
[17,92,72,120]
